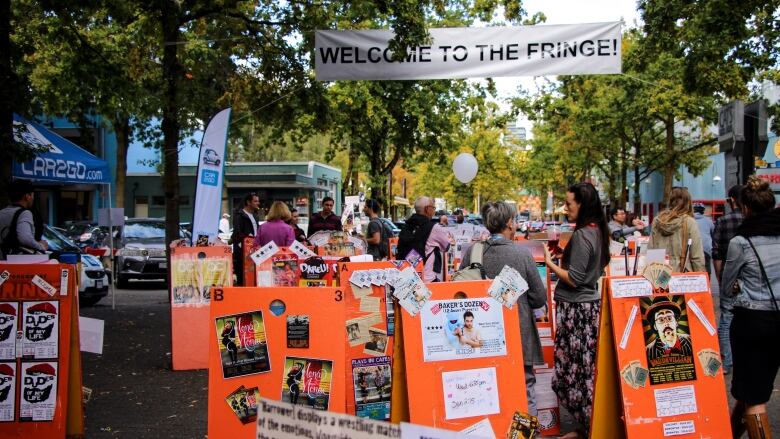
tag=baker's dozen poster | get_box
[420,298,507,362]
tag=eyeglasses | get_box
[655,315,676,324]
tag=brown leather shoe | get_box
[744,413,772,439]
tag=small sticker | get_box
[663,420,695,436]
[59,269,69,296]
[0,271,10,287]
[31,276,57,297]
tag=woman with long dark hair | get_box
[543,182,610,438]
[721,176,780,438]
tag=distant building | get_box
[506,122,527,142]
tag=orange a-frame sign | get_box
[207,287,346,438]
[604,273,730,437]
[169,245,233,370]
[0,263,82,439]
[401,281,527,434]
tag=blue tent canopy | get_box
[12,113,111,185]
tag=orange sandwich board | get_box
[0,263,82,439]
[601,273,730,437]
[207,287,346,438]
[169,245,233,370]
[401,281,527,435]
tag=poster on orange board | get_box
[207,287,346,439]
[401,281,527,434]
[607,273,731,438]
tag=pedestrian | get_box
[649,187,705,272]
[397,196,451,282]
[363,199,390,261]
[720,176,780,438]
[254,201,294,247]
[288,208,309,245]
[459,201,547,416]
[307,196,342,237]
[219,213,230,234]
[692,203,714,275]
[0,180,49,259]
[712,184,744,376]
[542,182,611,438]
[231,192,259,285]
[607,207,645,241]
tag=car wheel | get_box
[216,159,221,166]
[80,296,102,307]
[117,274,130,289]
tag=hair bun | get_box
[746,175,769,192]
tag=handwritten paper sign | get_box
[610,278,653,298]
[668,274,709,294]
[441,367,500,420]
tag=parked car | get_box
[41,225,110,306]
[116,218,182,288]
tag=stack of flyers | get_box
[349,269,391,288]
[697,349,722,376]
[507,410,539,439]
[620,360,649,389]
[487,266,529,309]
[642,262,673,290]
[225,386,260,424]
[391,267,431,316]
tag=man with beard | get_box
[0,364,13,406]
[0,303,16,347]
[645,300,693,360]
[308,197,342,237]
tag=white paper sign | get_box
[250,241,279,266]
[20,361,58,421]
[289,240,316,259]
[619,305,638,350]
[0,362,16,422]
[646,249,667,264]
[610,278,653,298]
[59,269,69,296]
[663,420,695,436]
[31,275,57,297]
[0,303,18,360]
[654,385,697,418]
[421,299,507,362]
[401,422,460,439]
[392,267,431,316]
[315,22,622,81]
[79,316,104,355]
[686,299,716,336]
[668,274,709,294]
[442,367,500,420]
[22,301,58,359]
[459,418,496,438]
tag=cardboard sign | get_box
[401,281,527,433]
[169,245,233,370]
[208,287,346,438]
[604,274,730,437]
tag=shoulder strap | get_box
[679,218,689,272]
[744,237,779,311]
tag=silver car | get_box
[116,219,171,288]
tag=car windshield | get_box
[65,223,96,236]
[124,222,166,239]
[43,226,80,252]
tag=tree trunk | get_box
[113,116,130,209]
[0,0,12,206]
[162,4,181,254]
[633,140,642,214]
[619,141,628,208]
[662,116,675,208]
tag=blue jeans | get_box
[718,294,734,369]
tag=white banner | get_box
[315,22,621,81]
[192,108,231,245]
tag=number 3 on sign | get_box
[334,290,343,302]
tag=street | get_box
[79,284,779,438]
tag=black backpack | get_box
[370,218,394,260]
[396,214,436,262]
[0,207,30,257]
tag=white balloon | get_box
[452,153,478,184]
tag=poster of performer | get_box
[420,298,507,362]
[281,357,332,411]
[20,361,57,422]
[215,311,271,378]
[0,303,18,360]
[22,301,58,359]
[641,295,696,385]
[272,254,300,287]
[352,356,391,420]
[0,362,15,422]
[171,256,200,305]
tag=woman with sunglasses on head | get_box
[721,176,780,439]
[649,187,705,273]
[543,183,611,438]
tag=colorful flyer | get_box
[281,357,333,411]
[352,356,391,420]
[299,257,330,287]
[215,311,271,378]
[225,385,260,424]
[171,256,201,305]
[641,295,696,385]
[384,285,395,336]
[22,301,59,359]
[420,298,507,362]
[0,362,15,422]
[287,315,310,348]
[0,302,18,360]
[20,361,57,422]
[272,254,300,287]
[199,257,230,301]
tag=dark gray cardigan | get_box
[460,237,547,366]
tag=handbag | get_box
[451,242,486,281]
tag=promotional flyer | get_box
[215,311,271,378]
[0,303,18,361]
[22,301,59,359]
[20,361,57,422]
[281,357,333,411]
[352,356,391,420]
[420,298,507,362]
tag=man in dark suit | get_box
[232,193,259,285]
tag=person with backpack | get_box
[363,199,391,260]
[458,201,547,416]
[0,180,48,259]
[397,196,451,281]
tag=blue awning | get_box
[12,113,111,185]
